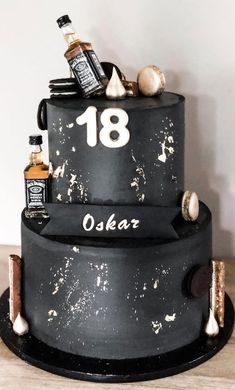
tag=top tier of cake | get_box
[40,92,185,207]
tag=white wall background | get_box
[0,0,234,257]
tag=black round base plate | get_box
[0,289,234,383]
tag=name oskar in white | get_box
[83,213,140,232]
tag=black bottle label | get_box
[25,179,48,209]
[68,52,99,95]
[86,50,107,81]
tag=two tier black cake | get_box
[0,91,234,382]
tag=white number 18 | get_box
[76,106,130,148]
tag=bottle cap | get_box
[29,135,43,145]
[57,15,71,28]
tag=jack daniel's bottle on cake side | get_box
[57,15,108,97]
[24,135,49,219]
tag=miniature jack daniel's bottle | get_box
[24,135,49,219]
[57,15,108,98]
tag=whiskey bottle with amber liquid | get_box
[57,15,108,98]
[24,135,49,219]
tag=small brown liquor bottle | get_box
[24,135,49,219]
[57,15,108,98]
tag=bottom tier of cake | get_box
[21,203,212,360]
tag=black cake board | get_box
[0,289,234,383]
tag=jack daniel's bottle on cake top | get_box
[24,135,49,219]
[57,15,108,97]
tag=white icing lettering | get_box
[105,213,116,231]
[100,108,130,148]
[83,214,95,231]
[96,221,104,231]
[82,213,140,233]
[76,106,130,148]
[118,219,130,230]
[76,106,97,147]
[131,219,140,229]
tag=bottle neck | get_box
[30,145,43,165]
[61,22,81,46]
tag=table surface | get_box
[0,245,234,390]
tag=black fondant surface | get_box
[43,92,185,207]
[21,203,212,360]
[1,289,234,382]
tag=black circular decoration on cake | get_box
[37,99,47,130]
[0,289,234,382]
[189,265,212,298]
